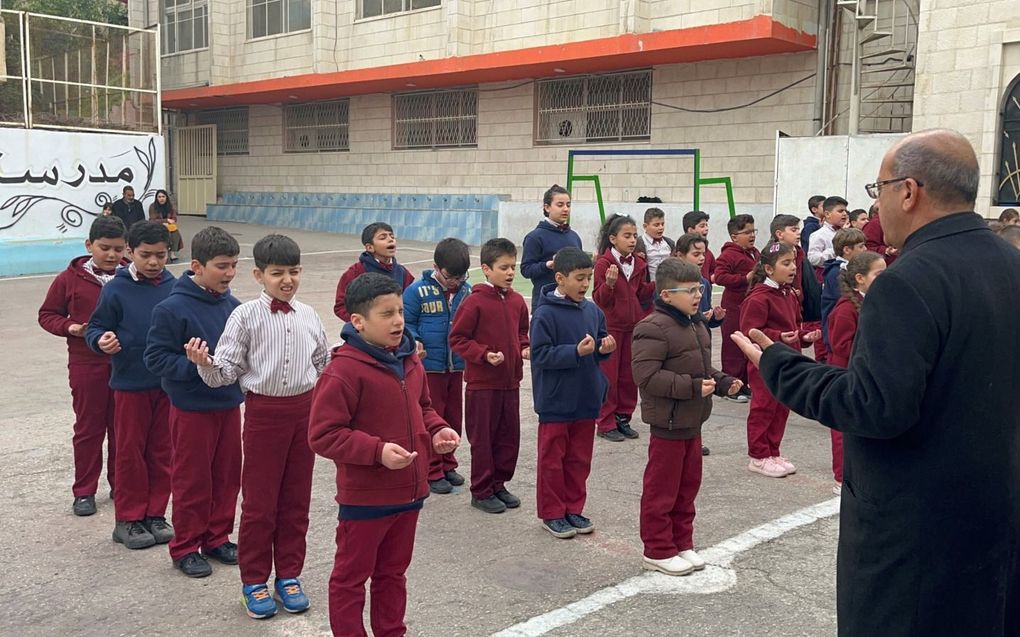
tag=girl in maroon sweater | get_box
[739,243,821,478]
[593,214,655,441]
[826,251,886,494]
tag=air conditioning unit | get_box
[541,110,587,144]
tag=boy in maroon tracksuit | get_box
[334,222,415,322]
[38,216,127,517]
[714,214,760,400]
[309,273,460,637]
[449,238,530,514]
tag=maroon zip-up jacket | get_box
[449,284,530,391]
[38,256,116,365]
[714,242,761,309]
[592,249,655,332]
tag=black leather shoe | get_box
[73,495,96,517]
[494,488,520,509]
[617,422,639,439]
[471,496,506,514]
[444,469,465,486]
[175,552,212,578]
[144,516,174,544]
[202,541,238,565]
[429,478,453,494]
[598,429,625,442]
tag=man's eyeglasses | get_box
[865,176,924,199]
[663,284,705,297]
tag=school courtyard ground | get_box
[1,219,841,636]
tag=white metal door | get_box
[173,124,216,216]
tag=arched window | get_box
[997,74,1020,206]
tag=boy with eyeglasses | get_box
[713,214,760,401]
[402,238,473,495]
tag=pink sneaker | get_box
[775,456,796,474]
[748,457,789,478]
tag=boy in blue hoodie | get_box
[820,227,866,350]
[86,220,176,550]
[402,237,472,495]
[521,185,583,309]
[529,247,615,539]
[144,226,244,578]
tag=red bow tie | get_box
[138,273,161,286]
[555,223,570,233]
[270,298,293,314]
[651,238,663,245]
[92,265,116,276]
[619,255,634,265]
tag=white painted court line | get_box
[491,497,841,637]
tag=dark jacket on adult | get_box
[632,301,736,440]
[521,221,583,308]
[112,197,145,228]
[758,212,1020,636]
[529,284,611,422]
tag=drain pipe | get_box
[813,0,832,135]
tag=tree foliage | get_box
[5,0,128,25]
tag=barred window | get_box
[996,74,1020,205]
[361,0,440,19]
[163,0,208,55]
[195,108,249,156]
[393,89,477,150]
[248,0,311,39]
[535,70,652,145]
[284,100,350,153]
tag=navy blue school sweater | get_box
[529,283,611,422]
[698,275,724,329]
[86,268,176,391]
[144,274,244,411]
[521,221,583,308]
[820,256,846,348]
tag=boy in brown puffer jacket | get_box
[632,258,743,576]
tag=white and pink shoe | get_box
[748,457,789,478]
[775,456,796,474]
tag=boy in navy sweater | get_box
[821,227,867,349]
[86,220,176,550]
[144,226,244,578]
[402,237,472,494]
[521,184,583,308]
[530,247,615,539]
[334,222,415,322]
[39,216,126,517]
[309,273,460,637]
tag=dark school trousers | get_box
[238,391,315,584]
[464,388,520,500]
[720,304,748,384]
[329,510,419,637]
[68,361,116,497]
[746,364,790,460]
[640,436,703,560]
[168,405,241,561]
[112,388,171,522]
[536,420,596,520]
[426,371,463,481]
[597,328,637,432]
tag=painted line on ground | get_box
[490,497,841,637]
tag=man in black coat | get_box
[733,129,1019,636]
[111,185,145,229]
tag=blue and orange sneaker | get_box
[274,578,310,613]
[242,583,278,619]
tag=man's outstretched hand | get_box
[730,329,776,368]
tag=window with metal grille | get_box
[194,108,250,156]
[535,70,652,145]
[248,0,311,39]
[361,0,440,19]
[996,74,1020,206]
[163,0,208,55]
[284,100,350,153]
[393,89,477,150]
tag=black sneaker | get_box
[429,478,453,494]
[444,469,465,486]
[471,496,507,514]
[702,445,711,456]
[203,541,238,565]
[144,516,174,544]
[565,513,595,534]
[542,518,577,539]
[112,520,156,550]
[598,429,626,442]
[494,488,520,509]
[617,422,639,439]
[72,495,96,517]
[175,552,212,578]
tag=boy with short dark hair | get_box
[801,195,826,252]
[713,214,760,401]
[334,222,415,321]
[807,196,849,269]
[450,238,530,514]
[849,208,869,230]
[86,220,176,549]
[821,227,867,349]
[530,246,615,538]
[403,237,473,494]
[632,258,742,576]
[682,210,714,280]
[638,208,675,280]
[144,226,244,578]
[39,216,127,517]
[186,234,330,618]
[309,272,460,637]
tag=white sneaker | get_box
[642,554,695,576]
[775,456,796,474]
[678,549,706,571]
[748,457,789,478]
[832,482,842,496]
[725,393,750,403]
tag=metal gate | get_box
[173,124,216,216]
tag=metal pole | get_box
[155,26,162,134]
[19,12,29,128]
[848,7,861,135]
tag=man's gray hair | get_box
[891,129,979,207]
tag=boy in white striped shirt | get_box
[185,234,330,620]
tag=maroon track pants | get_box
[640,436,703,560]
[68,362,116,497]
[464,388,520,500]
[536,420,596,520]
[746,365,791,460]
[597,329,637,432]
[112,388,170,522]
[426,372,463,481]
